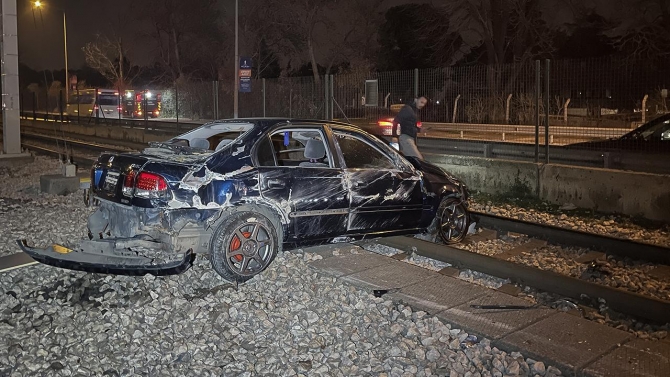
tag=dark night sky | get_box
[17,0,620,71]
[18,0,438,71]
[18,0,150,70]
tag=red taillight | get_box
[417,121,422,128]
[136,172,168,191]
[378,118,396,136]
[122,170,136,196]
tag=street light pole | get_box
[63,10,68,102]
[33,2,68,101]
[233,0,238,119]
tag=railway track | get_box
[1,131,130,168]
[21,132,135,154]
[7,131,670,324]
[20,143,97,167]
[371,213,670,324]
[471,211,670,264]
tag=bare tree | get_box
[137,0,223,82]
[605,0,670,61]
[238,0,289,79]
[320,0,385,73]
[257,0,334,83]
[82,34,136,90]
[235,0,387,81]
[426,0,556,66]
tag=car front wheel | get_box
[210,211,279,282]
[436,197,469,244]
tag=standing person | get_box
[393,96,427,159]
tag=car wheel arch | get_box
[207,202,286,247]
[438,186,462,201]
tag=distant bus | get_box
[122,90,162,118]
[66,89,121,120]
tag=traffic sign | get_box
[240,78,251,93]
[239,57,252,92]
[240,57,252,70]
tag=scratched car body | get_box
[19,119,470,282]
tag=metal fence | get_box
[18,56,670,172]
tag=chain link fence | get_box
[18,56,670,172]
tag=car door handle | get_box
[352,180,364,188]
[267,179,285,189]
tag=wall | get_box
[426,154,670,222]
[22,119,177,144]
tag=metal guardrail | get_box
[419,137,670,175]
[422,122,632,139]
[9,116,669,175]
[18,113,630,140]
[18,111,203,132]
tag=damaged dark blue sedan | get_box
[19,119,470,282]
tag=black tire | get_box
[210,211,279,282]
[435,197,469,244]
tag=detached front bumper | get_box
[16,237,195,276]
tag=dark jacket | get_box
[393,103,419,138]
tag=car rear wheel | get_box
[436,197,469,244]
[210,211,279,282]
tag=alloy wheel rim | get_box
[226,222,274,276]
[439,203,467,241]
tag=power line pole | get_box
[1,0,22,155]
[63,10,68,102]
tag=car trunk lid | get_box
[92,153,151,203]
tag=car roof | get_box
[204,118,357,131]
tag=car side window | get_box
[267,129,332,168]
[255,136,276,166]
[334,132,396,169]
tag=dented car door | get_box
[332,131,423,233]
[255,127,349,241]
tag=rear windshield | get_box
[98,95,119,106]
[143,122,256,160]
[68,93,118,105]
[69,94,94,104]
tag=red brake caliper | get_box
[230,231,251,262]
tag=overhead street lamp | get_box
[32,1,69,102]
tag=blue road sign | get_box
[240,57,252,70]
[240,77,251,93]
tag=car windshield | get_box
[349,128,415,171]
[622,113,670,141]
[146,122,255,158]
[98,95,119,106]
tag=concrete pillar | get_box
[1,0,22,155]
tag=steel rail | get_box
[377,236,670,324]
[470,211,670,265]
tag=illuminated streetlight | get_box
[32,1,69,102]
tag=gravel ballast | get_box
[469,201,670,247]
[0,253,564,376]
[0,157,93,257]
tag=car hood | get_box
[404,156,467,196]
